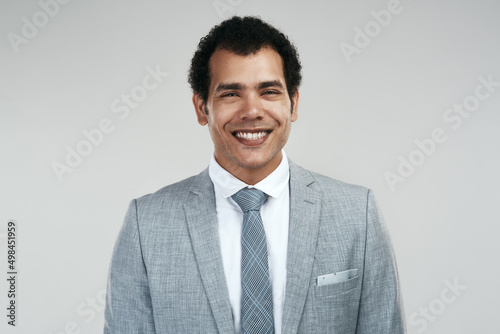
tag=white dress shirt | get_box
[208,150,290,334]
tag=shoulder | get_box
[290,161,370,199]
[134,169,210,210]
[289,161,381,228]
[289,161,374,218]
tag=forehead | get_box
[208,47,285,91]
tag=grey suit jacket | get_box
[104,161,405,333]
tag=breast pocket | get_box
[314,269,359,298]
[302,270,361,332]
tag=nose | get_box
[239,93,264,120]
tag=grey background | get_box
[1,0,499,333]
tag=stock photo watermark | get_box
[5,221,18,326]
[339,0,422,64]
[7,0,73,54]
[409,277,467,332]
[385,74,498,191]
[51,64,169,182]
[48,288,106,334]
[213,0,244,19]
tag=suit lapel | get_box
[281,162,321,334]
[183,169,234,334]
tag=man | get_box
[104,16,405,333]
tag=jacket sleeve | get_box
[355,190,406,333]
[104,199,156,333]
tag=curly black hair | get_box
[188,16,302,104]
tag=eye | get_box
[262,90,280,95]
[221,92,238,97]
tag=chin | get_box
[233,158,268,170]
[232,152,275,170]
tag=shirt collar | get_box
[208,150,290,199]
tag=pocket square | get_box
[317,269,358,287]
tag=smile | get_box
[233,130,271,141]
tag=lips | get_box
[232,130,272,145]
[234,131,270,140]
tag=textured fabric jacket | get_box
[104,161,406,333]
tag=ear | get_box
[290,89,299,122]
[192,93,208,126]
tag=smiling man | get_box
[104,16,405,334]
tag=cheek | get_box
[271,109,293,126]
[208,115,229,138]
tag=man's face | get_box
[193,47,299,184]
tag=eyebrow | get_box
[214,82,245,94]
[257,80,285,90]
[214,80,285,94]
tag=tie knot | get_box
[232,188,268,213]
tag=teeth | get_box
[235,131,268,140]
